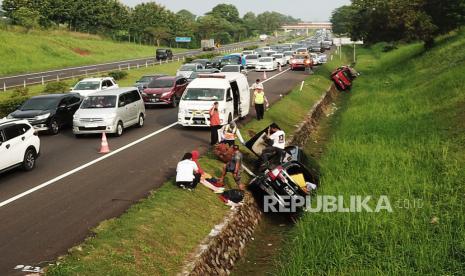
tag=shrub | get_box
[43,81,69,93]
[0,96,29,117]
[10,87,29,98]
[108,70,128,80]
[184,52,218,64]
[243,45,259,50]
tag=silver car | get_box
[72,88,146,137]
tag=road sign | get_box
[175,37,191,43]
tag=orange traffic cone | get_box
[263,70,267,80]
[99,132,110,154]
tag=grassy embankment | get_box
[0,29,187,76]
[277,29,465,275]
[45,52,347,275]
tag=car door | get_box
[0,129,10,170]
[178,78,188,98]
[127,91,139,124]
[118,93,131,125]
[56,97,69,127]
[1,125,26,167]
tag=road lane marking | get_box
[0,68,292,209]
[0,122,178,208]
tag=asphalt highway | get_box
[0,66,311,275]
[0,38,283,90]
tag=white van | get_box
[178,73,250,127]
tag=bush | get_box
[184,52,218,64]
[382,44,398,52]
[108,70,128,80]
[243,45,259,50]
[43,81,69,93]
[0,96,29,117]
[10,87,29,98]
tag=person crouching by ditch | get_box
[252,84,269,121]
[219,145,244,190]
[176,152,201,190]
[261,124,286,165]
[220,122,245,147]
[209,101,221,145]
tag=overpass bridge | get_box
[282,22,332,35]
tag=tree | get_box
[331,5,356,35]
[208,4,240,23]
[12,6,40,31]
[177,9,196,22]
[146,26,171,46]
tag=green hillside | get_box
[0,29,186,76]
[277,29,465,274]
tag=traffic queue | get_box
[1,30,333,213]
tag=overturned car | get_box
[245,124,319,213]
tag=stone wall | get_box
[179,194,262,276]
[180,84,339,275]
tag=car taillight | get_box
[267,166,283,180]
[305,60,311,64]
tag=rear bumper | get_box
[72,123,116,134]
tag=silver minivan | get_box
[72,88,146,137]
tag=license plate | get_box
[151,99,159,102]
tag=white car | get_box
[283,51,294,64]
[255,57,278,71]
[71,77,119,97]
[272,54,286,66]
[245,54,259,68]
[0,119,40,173]
[318,53,328,64]
[310,53,320,65]
[176,63,204,78]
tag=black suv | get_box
[156,49,173,61]
[8,94,82,135]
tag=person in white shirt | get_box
[261,124,286,166]
[250,79,264,91]
[176,152,200,189]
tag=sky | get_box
[121,0,350,22]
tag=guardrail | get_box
[1,46,247,92]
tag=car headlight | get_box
[34,113,50,120]
[162,92,171,97]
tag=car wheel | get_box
[137,114,144,128]
[170,96,178,108]
[48,118,59,135]
[115,121,124,137]
[22,148,36,171]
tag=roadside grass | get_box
[0,29,187,76]
[45,50,347,275]
[277,29,465,275]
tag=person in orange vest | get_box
[209,101,221,145]
[220,122,244,147]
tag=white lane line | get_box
[0,122,178,208]
[0,68,292,209]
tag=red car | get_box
[142,76,188,107]
[290,54,313,71]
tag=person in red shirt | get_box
[209,102,221,145]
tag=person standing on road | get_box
[252,84,269,121]
[209,101,221,145]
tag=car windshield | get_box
[81,96,117,109]
[21,98,59,111]
[180,64,196,71]
[74,81,100,90]
[137,76,153,83]
[273,54,283,58]
[148,78,174,88]
[284,51,294,56]
[259,57,272,62]
[246,55,258,59]
[157,49,167,53]
[222,66,239,72]
[182,88,225,101]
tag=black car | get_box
[156,48,173,61]
[245,124,319,213]
[192,59,212,69]
[8,94,82,135]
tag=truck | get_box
[201,39,215,51]
[259,34,268,42]
[178,73,251,127]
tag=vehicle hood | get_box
[143,87,173,94]
[71,89,100,96]
[177,71,193,78]
[10,109,52,119]
[257,61,273,66]
[74,108,115,118]
[179,101,219,112]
